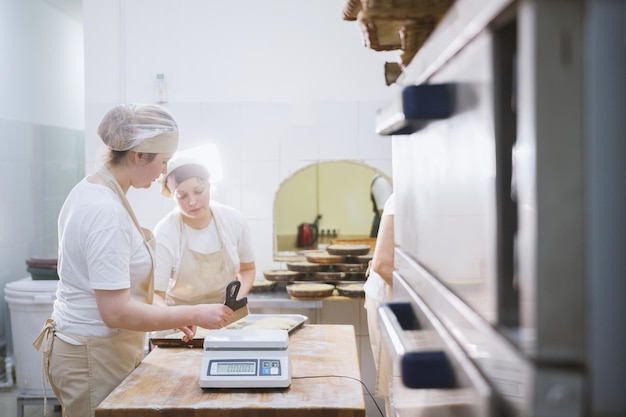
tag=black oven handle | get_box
[378,303,456,389]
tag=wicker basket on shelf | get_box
[342,0,455,68]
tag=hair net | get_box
[160,155,210,197]
[97,103,179,153]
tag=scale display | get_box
[200,329,291,388]
[208,359,282,377]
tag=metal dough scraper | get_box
[224,280,249,325]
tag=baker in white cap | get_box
[34,104,234,417]
[153,155,256,312]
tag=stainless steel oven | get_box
[381,252,584,417]
[376,0,625,416]
[379,271,492,417]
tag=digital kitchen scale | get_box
[199,328,291,388]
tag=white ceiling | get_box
[42,0,82,22]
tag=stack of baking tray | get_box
[261,244,371,299]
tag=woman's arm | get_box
[237,261,256,296]
[95,288,233,332]
[370,213,395,286]
[152,290,196,342]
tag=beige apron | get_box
[33,167,155,417]
[165,209,237,305]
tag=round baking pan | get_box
[286,261,331,272]
[286,283,335,299]
[341,272,367,281]
[336,282,365,298]
[326,244,371,256]
[312,271,345,283]
[305,252,346,264]
[333,263,368,273]
[353,254,373,264]
[292,280,328,286]
[262,269,303,282]
[249,280,277,293]
[290,273,318,282]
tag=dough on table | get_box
[157,316,299,339]
[227,316,298,330]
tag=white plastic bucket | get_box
[4,277,58,396]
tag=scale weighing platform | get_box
[199,328,291,388]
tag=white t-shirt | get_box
[153,201,255,292]
[52,178,152,337]
[363,194,395,302]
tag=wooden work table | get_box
[95,324,365,417]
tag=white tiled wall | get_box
[1,0,85,374]
[0,120,84,354]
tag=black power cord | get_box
[293,375,384,417]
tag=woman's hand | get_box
[194,304,234,329]
[179,325,197,343]
[181,305,233,340]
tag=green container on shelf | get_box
[27,267,59,281]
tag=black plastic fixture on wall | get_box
[375,84,454,136]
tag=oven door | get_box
[386,250,585,417]
[379,271,492,417]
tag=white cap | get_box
[160,156,210,197]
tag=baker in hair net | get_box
[153,155,256,311]
[34,104,234,417]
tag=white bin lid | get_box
[4,277,58,303]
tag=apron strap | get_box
[97,166,156,302]
[97,167,149,242]
[33,319,57,417]
[174,206,226,280]
[33,318,55,352]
